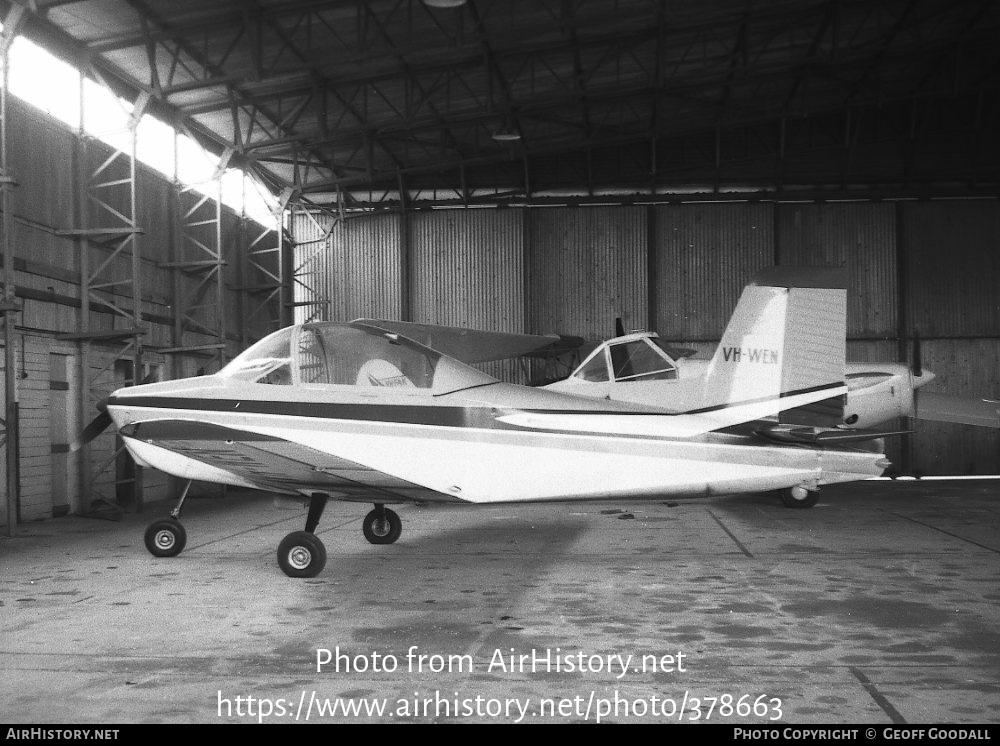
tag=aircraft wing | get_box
[355,318,582,364]
[119,420,447,503]
[914,392,1000,428]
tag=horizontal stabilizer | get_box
[915,392,1000,428]
[755,423,910,445]
[813,428,910,444]
[502,383,847,440]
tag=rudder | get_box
[702,266,848,426]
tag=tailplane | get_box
[701,266,848,426]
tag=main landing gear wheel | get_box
[277,531,327,578]
[144,518,187,557]
[780,486,819,509]
[363,507,402,545]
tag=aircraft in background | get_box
[542,334,999,432]
[368,308,999,434]
[101,266,893,578]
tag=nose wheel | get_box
[144,518,187,557]
[143,480,192,558]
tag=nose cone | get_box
[911,369,936,389]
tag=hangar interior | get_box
[0,0,997,532]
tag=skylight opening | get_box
[4,32,278,228]
[8,35,81,127]
[136,114,177,180]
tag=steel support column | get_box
[0,5,24,536]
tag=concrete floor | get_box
[1,478,998,725]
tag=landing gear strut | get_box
[143,480,193,557]
[277,494,329,578]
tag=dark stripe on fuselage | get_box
[109,381,845,430]
[111,396,513,429]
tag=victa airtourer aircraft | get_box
[542,332,998,431]
[104,266,893,578]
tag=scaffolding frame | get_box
[57,66,148,515]
[160,135,229,377]
[237,186,293,335]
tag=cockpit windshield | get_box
[220,326,296,385]
[219,322,493,392]
[570,334,678,384]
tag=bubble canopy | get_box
[218,322,498,395]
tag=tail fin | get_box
[702,266,848,426]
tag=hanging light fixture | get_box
[491,113,521,141]
[422,0,467,8]
[491,127,521,142]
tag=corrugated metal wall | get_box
[409,209,525,380]
[776,202,897,339]
[409,208,525,332]
[297,211,405,324]
[900,201,999,338]
[654,203,774,341]
[529,206,647,339]
[334,212,404,322]
[294,198,1000,475]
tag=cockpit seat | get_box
[355,359,415,387]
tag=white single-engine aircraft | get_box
[105,266,893,578]
[542,333,999,432]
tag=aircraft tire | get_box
[363,508,402,545]
[144,518,187,557]
[779,486,819,509]
[277,531,327,578]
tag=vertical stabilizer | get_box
[702,267,848,425]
